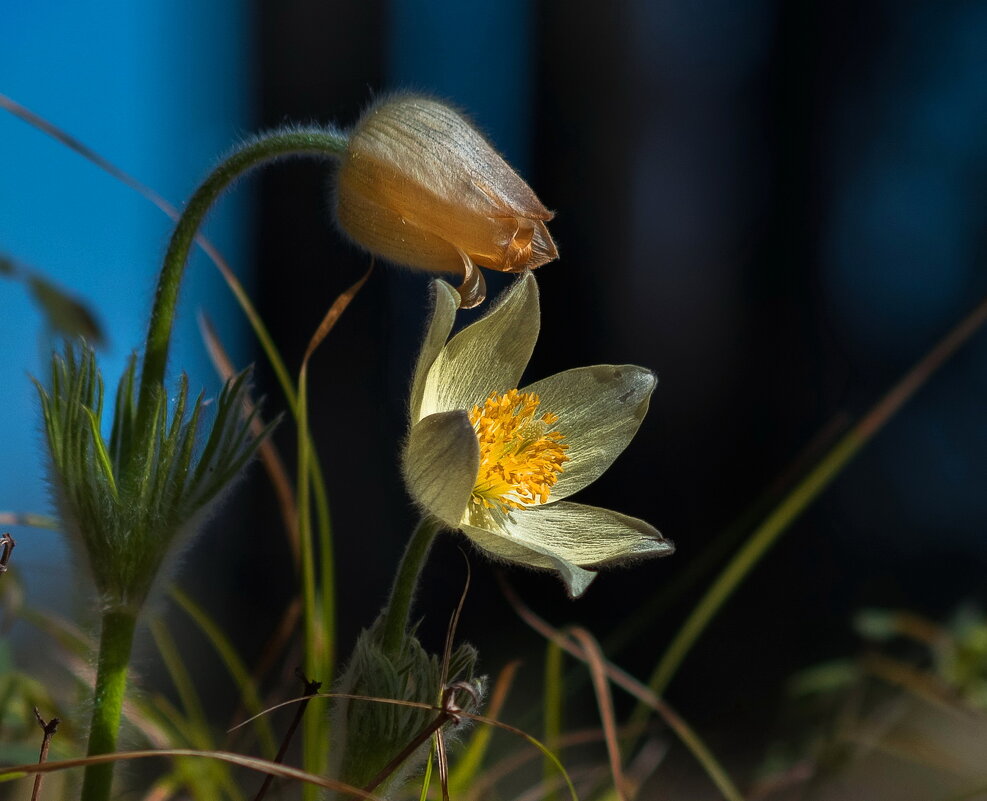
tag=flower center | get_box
[468,389,569,515]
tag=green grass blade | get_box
[169,586,278,758]
[149,620,212,746]
[647,288,987,699]
[418,740,435,801]
[544,640,564,801]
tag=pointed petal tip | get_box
[641,532,675,557]
[532,221,558,263]
[562,564,597,599]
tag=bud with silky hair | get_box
[334,94,558,307]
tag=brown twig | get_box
[499,576,744,801]
[362,683,478,795]
[465,723,649,801]
[31,707,60,801]
[0,532,15,575]
[251,669,322,801]
[566,627,629,801]
[228,688,578,801]
[0,748,382,799]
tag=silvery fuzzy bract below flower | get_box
[36,344,273,611]
[334,94,558,308]
[403,273,673,597]
[329,620,478,797]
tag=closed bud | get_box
[334,94,558,307]
[330,618,480,798]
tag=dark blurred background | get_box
[3,0,987,786]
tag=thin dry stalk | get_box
[230,690,579,801]
[0,514,58,529]
[1,532,15,575]
[31,708,60,801]
[0,749,382,800]
[466,724,646,801]
[500,577,744,801]
[362,684,475,794]
[513,766,610,801]
[252,670,322,801]
[301,262,374,366]
[566,627,628,801]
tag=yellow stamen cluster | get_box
[468,389,569,514]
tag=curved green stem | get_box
[134,127,347,447]
[80,608,138,801]
[381,518,443,658]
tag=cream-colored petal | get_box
[459,502,669,597]
[506,501,672,565]
[409,281,460,424]
[403,410,479,527]
[460,522,597,598]
[419,272,539,418]
[522,365,656,501]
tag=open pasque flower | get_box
[334,94,558,308]
[403,273,673,597]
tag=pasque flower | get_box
[403,273,673,597]
[334,94,558,308]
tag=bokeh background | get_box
[3,0,987,793]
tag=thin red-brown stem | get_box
[0,532,15,575]
[566,628,628,801]
[499,577,743,801]
[0,749,381,799]
[31,708,60,801]
[251,672,322,801]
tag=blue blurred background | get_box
[3,0,987,780]
[1,0,252,607]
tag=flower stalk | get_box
[72,128,346,801]
[80,609,137,801]
[135,127,347,454]
[380,517,443,659]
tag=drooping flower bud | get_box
[334,94,558,307]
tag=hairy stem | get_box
[381,518,443,658]
[80,609,138,801]
[134,128,347,450]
